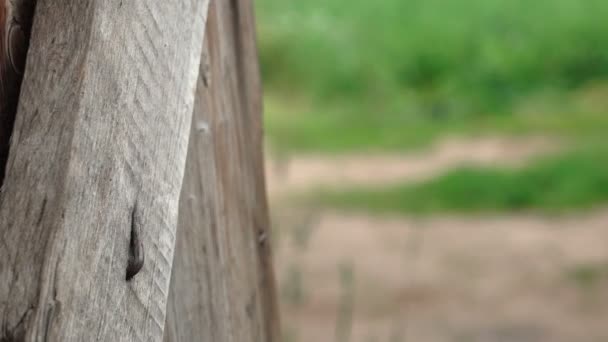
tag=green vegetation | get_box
[257,0,608,154]
[313,146,608,214]
[266,100,608,154]
[566,263,608,290]
[257,0,608,213]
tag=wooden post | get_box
[164,0,280,341]
[0,0,210,341]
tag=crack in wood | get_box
[1,306,32,342]
[36,197,46,226]
[126,202,145,281]
[0,0,37,186]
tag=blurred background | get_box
[255,0,608,341]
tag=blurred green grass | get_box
[266,97,608,154]
[257,0,608,213]
[257,0,608,154]
[312,145,608,214]
[566,262,608,290]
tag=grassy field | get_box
[265,99,608,154]
[259,3,608,339]
[257,0,608,154]
[313,145,608,215]
[257,0,608,214]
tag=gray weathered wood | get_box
[163,0,280,341]
[0,0,209,341]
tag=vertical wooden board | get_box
[0,0,209,341]
[164,0,280,341]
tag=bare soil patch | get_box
[274,210,608,342]
[266,136,557,196]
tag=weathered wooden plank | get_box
[0,0,209,341]
[164,0,280,341]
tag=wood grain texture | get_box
[164,0,280,341]
[0,0,209,341]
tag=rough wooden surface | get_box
[163,0,280,341]
[0,0,209,341]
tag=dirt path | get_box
[274,210,608,342]
[266,136,557,196]
[266,135,608,341]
